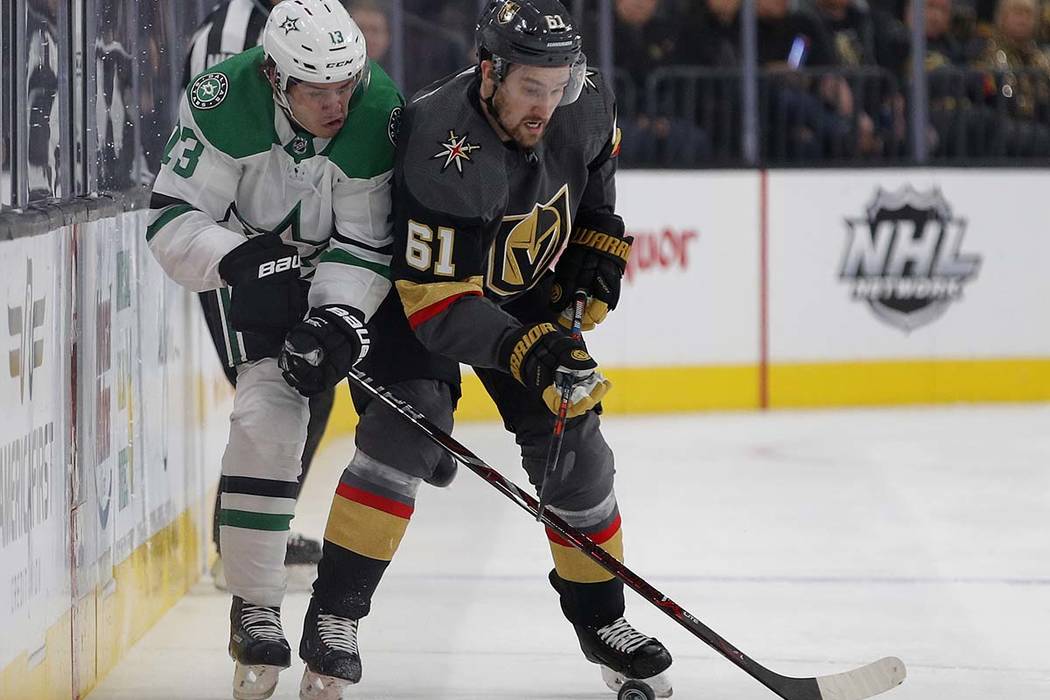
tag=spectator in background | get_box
[613,0,683,85]
[401,0,473,94]
[678,0,741,67]
[347,0,392,63]
[812,0,909,69]
[976,0,1050,108]
[811,0,909,155]
[753,0,876,159]
[605,0,711,166]
[972,0,1050,151]
[907,0,1001,156]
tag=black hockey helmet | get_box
[476,0,587,106]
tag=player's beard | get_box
[491,90,545,149]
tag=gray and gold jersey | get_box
[391,66,621,369]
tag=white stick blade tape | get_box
[816,656,907,700]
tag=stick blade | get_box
[815,657,907,700]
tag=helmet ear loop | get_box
[482,58,518,142]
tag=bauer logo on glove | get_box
[279,305,370,397]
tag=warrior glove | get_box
[500,322,611,418]
[550,214,632,332]
[218,236,307,336]
[279,305,370,397]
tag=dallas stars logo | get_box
[432,130,481,175]
[190,73,229,110]
[279,16,300,34]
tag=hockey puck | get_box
[618,679,656,700]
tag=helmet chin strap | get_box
[269,71,309,133]
[481,65,521,145]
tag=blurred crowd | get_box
[351,0,1050,164]
[10,0,1050,209]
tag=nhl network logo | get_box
[840,186,981,331]
[8,259,46,402]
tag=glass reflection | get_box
[26,0,62,201]
[1,6,10,209]
[94,0,141,191]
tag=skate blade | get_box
[233,663,282,700]
[300,668,356,700]
[601,666,673,698]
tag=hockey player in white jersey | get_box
[145,1,402,697]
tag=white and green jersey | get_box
[146,45,403,320]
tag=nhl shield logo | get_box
[190,73,229,110]
[840,186,981,331]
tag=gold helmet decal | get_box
[497,1,521,24]
[488,184,571,297]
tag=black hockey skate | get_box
[299,597,362,700]
[575,617,674,698]
[228,596,291,700]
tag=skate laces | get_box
[317,614,359,655]
[596,618,651,655]
[241,603,285,642]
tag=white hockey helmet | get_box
[263,0,370,106]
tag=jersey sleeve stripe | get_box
[331,230,393,255]
[145,204,197,242]
[395,277,484,330]
[319,249,391,279]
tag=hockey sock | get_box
[314,467,416,619]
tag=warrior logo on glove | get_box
[549,213,633,332]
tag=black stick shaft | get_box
[346,369,825,700]
[535,290,588,521]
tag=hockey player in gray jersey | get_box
[146,1,403,697]
[299,2,674,698]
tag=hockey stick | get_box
[346,369,907,700]
[535,289,588,521]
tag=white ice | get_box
[88,404,1050,699]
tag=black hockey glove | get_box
[218,235,307,336]
[279,305,370,397]
[550,214,632,332]
[499,322,611,418]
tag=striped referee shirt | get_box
[183,0,272,87]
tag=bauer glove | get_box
[218,235,307,336]
[550,213,632,332]
[279,305,370,397]
[499,322,611,418]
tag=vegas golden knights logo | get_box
[497,1,521,24]
[488,184,571,297]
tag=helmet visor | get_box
[559,53,587,107]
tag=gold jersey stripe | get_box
[324,493,411,562]
[549,530,624,584]
[395,276,484,318]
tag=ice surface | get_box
[88,405,1050,699]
